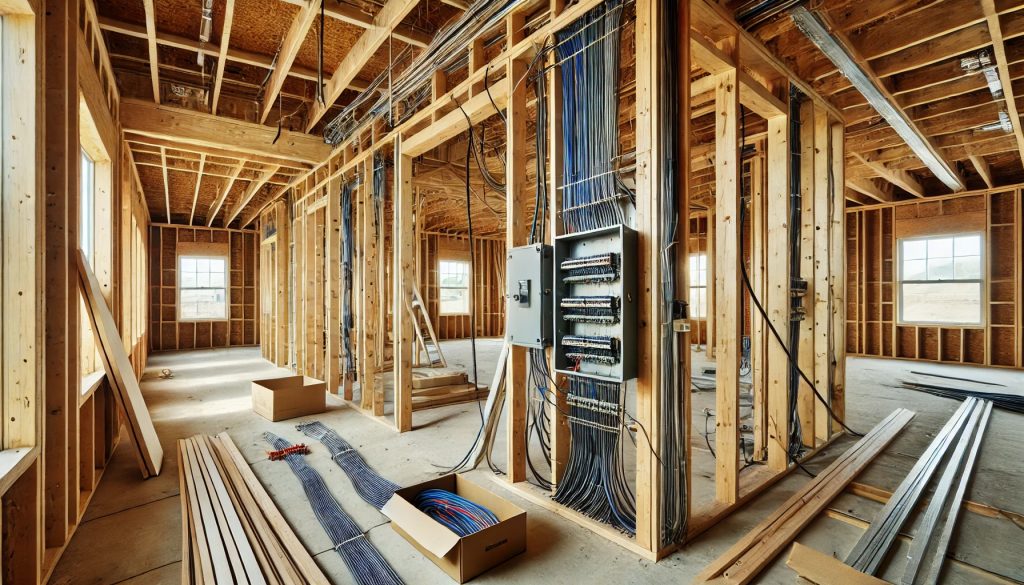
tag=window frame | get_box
[688,252,708,319]
[438,258,472,316]
[896,232,985,327]
[177,253,231,322]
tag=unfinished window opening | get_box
[438,259,470,315]
[689,252,708,319]
[179,255,229,320]
[898,234,983,326]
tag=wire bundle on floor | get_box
[413,489,500,537]
[296,421,400,510]
[264,432,403,585]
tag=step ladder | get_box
[407,285,446,368]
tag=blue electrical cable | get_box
[413,489,500,537]
[296,421,400,511]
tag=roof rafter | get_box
[142,0,160,102]
[305,0,421,131]
[969,154,995,188]
[225,165,281,225]
[278,0,430,47]
[852,152,925,197]
[259,1,322,124]
[160,146,171,220]
[207,161,247,227]
[982,0,1024,169]
[189,153,207,225]
[210,0,236,114]
[846,178,894,203]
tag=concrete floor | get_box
[49,342,1024,584]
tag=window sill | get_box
[80,370,105,402]
[0,446,39,498]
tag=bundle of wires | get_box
[340,179,357,375]
[297,421,400,510]
[322,0,521,145]
[553,377,636,534]
[525,348,553,490]
[263,432,403,585]
[413,489,500,537]
[555,0,632,233]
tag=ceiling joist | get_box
[982,0,1024,170]
[141,0,160,102]
[189,153,207,225]
[226,165,281,226]
[207,161,247,227]
[259,1,321,124]
[210,0,236,115]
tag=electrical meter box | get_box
[553,224,637,382]
[506,244,553,348]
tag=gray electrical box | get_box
[506,244,553,348]
[554,224,637,382]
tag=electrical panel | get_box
[554,224,637,381]
[506,244,553,348]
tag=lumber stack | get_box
[179,433,330,585]
[695,408,916,585]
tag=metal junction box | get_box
[506,244,553,348]
[553,224,637,382]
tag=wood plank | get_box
[786,542,887,585]
[765,110,789,472]
[812,105,831,444]
[77,251,163,477]
[982,0,1024,169]
[393,142,413,432]
[402,81,510,157]
[695,408,915,584]
[852,152,924,197]
[846,178,893,203]
[969,154,995,188]
[226,165,279,226]
[190,153,207,225]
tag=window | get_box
[179,255,229,320]
[689,253,708,319]
[439,259,470,315]
[899,234,983,325]
[80,149,95,260]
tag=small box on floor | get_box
[382,474,526,583]
[251,375,326,422]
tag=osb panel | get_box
[229,0,299,60]
[97,0,145,27]
[293,16,366,72]
[151,0,207,40]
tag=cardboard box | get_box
[251,375,326,422]
[382,474,526,583]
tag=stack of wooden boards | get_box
[78,250,163,477]
[696,408,916,584]
[179,433,330,584]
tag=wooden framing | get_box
[257,0,319,124]
[209,0,236,115]
[846,185,1022,369]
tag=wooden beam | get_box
[124,134,309,171]
[120,99,331,164]
[787,543,888,585]
[142,0,160,102]
[852,152,925,196]
[403,81,511,157]
[225,165,279,226]
[846,178,893,203]
[394,139,414,432]
[765,109,790,472]
[259,0,320,124]
[982,0,1024,169]
[207,161,246,227]
[190,153,206,224]
[969,154,995,188]
[714,68,741,505]
[305,0,420,131]
[160,146,171,221]
[210,0,235,114]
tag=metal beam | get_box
[791,6,965,192]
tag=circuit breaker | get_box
[506,244,553,348]
[554,224,637,381]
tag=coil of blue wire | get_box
[413,489,500,537]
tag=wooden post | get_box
[714,67,741,506]
[829,121,846,426]
[812,104,831,444]
[749,154,767,461]
[765,109,790,472]
[505,49,528,484]
[797,99,816,447]
[393,140,413,432]
[275,202,290,367]
[547,0,569,488]
[360,156,381,415]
